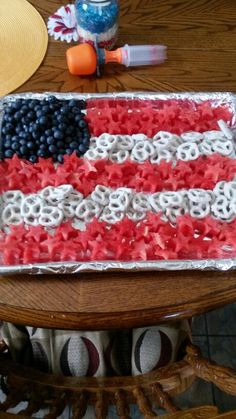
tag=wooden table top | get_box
[2,0,236,330]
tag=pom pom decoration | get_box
[47,4,79,43]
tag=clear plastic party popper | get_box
[75,0,119,49]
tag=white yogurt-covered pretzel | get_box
[116,136,134,151]
[159,191,185,208]
[189,201,210,219]
[96,133,118,151]
[2,190,24,204]
[203,130,226,140]
[176,142,200,161]
[58,191,83,218]
[153,131,176,141]
[165,206,187,223]
[2,204,22,225]
[109,149,129,163]
[90,185,111,206]
[131,193,151,213]
[100,207,124,224]
[217,120,234,140]
[180,132,203,142]
[148,193,162,212]
[150,149,173,164]
[187,189,212,204]
[21,195,44,217]
[109,188,133,213]
[223,181,236,201]
[212,139,234,156]
[75,199,101,223]
[126,208,146,221]
[39,206,64,227]
[211,196,234,222]
[198,140,214,156]
[130,141,155,162]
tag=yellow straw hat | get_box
[0,0,48,96]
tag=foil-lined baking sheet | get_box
[0,92,236,274]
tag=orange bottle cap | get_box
[66,44,97,76]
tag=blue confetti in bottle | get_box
[75,0,119,49]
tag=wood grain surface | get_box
[2,0,236,330]
[18,0,236,93]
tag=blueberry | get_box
[20,145,28,155]
[27,141,35,150]
[78,120,87,129]
[27,110,35,120]
[20,105,28,115]
[15,126,22,134]
[75,114,82,122]
[70,141,78,149]
[52,154,58,162]
[78,143,88,154]
[4,135,12,142]
[48,144,57,153]
[5,123,14,132]
[3,141,11,149]
[29,100,39,109]
[57,154,64,163]
[19,139,27,146]
[60,106,70,115]
[46,136,55,145]
[53,130,64,140]
[14,111,22,122]
[39,116,48,125]
[48,96,57,103]
[39,135,47,144]
[45,129,53,136]
[29,155,37,163]
[65,136,72,144]
[11,142,20,151]
[65,148,73,155]
[42,105,50,113]
[58,123,67,131]
[39,144,47,151]
[32,131,40,140]
[37,150,46,158]
[56,114,66,123]
[56,140,64,148]
[65,126,74,135]
[71,107,81,114]
[4,149,14,158]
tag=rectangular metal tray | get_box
[0,91,236,274]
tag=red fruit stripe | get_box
[0,154,236,195]
[1,214,236,265]
[85,100,233,136]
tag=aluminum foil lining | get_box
[1,91,236,275]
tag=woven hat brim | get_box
[0,0,48,96]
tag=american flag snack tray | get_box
[0,92,236,275]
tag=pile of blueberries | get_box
[1,96,90,163]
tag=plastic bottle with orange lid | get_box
[66,43,167,76]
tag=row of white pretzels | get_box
[84,121,234,164]
[1,180,236,229]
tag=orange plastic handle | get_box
[66,44,97,76]
[104,48,122,64]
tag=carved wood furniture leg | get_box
[186,344,236,396]
[132,386,157,418]
[95,391,108,419]
[71,391,88,419]
[115,389,131,419]
[151,383,180,413]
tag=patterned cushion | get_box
[0,320,191,377]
